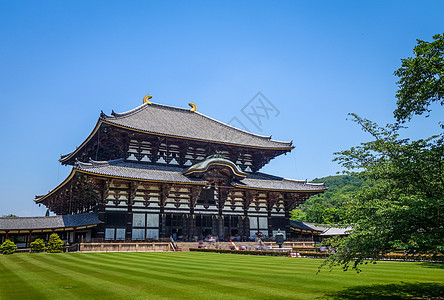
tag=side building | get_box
[2,98,326,245]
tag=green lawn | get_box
[0,252,443,299]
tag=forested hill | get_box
[291,175,363,224]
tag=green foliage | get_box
[394,33,444,122]
[291,175,363,224]
[1,239,17,255]
[321,33,444,272]
[322,115,444,271]
[30,239,46,252]
[46,233,64,253]
[2,214,18,218]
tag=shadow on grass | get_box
[420,262,444,270]
[326,282,444,299]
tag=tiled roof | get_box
[76,159,206,184]
[320,226,353,236]
[233,173,327,192]
[290,220,352,235]
[101,103,293,149]
[290,220,325,232]
[37,159,326,203]
[75,159,325,192]
[0,212,102,231]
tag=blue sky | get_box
[1,1,443,216]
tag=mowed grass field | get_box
[0,252,443,300]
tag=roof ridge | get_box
[0,215,61,220]
[102,102,193,120]
[283,178,308,183]
[101,103,147,119]
[306,182,326,186]
[103,102,292,145]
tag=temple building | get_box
[2,97,326,244]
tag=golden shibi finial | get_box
[188,102,197,112]
[143,95,153,104]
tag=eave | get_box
[60,119,294,165]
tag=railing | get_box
[78,242,172,252]
[65,244,80,252]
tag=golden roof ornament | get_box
[143,95,153,104]
[188,102,197,112]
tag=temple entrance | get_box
[196,215,213,239]
[166,214,185,240]
[224,216,240,241]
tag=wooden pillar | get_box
[211,216,218,237]
[188,215,196,242]
[126,182,139,242]
[189,186,201,242]
[97,179,110,240]
[242,190,254,241]
[267,209,273,238]
[159,211,166,238]
[217,215,224,240]
[73,227,77,244]
[159,184,170,239]
[5,231,9,240]
[217,187,227,241]
[126,206,133,241]
[284,208,291,240]
[28,231,32,248]
[243,216,250,241]
[238,215,244,238]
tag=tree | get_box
[321,33,444,272]
[2,214,18,218]
[322,115,443,271]
[1,240,17,255]
[291,175,362,225]
[394,33,444,123]
[47,233,64,253]
[30,239,46,253]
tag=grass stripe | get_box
[0,252,442,299]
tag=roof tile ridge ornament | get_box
[188,102,197,112]
[143,95,153,104]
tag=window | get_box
[105,228,126,240]
[105,228,115,240]
[132,229,145,240]
[116,228,126,240]
[146,229,159,239]
[250,217,258,229]
[147,214,159,227]
[258,217,268,229]
[133,213,145,227]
